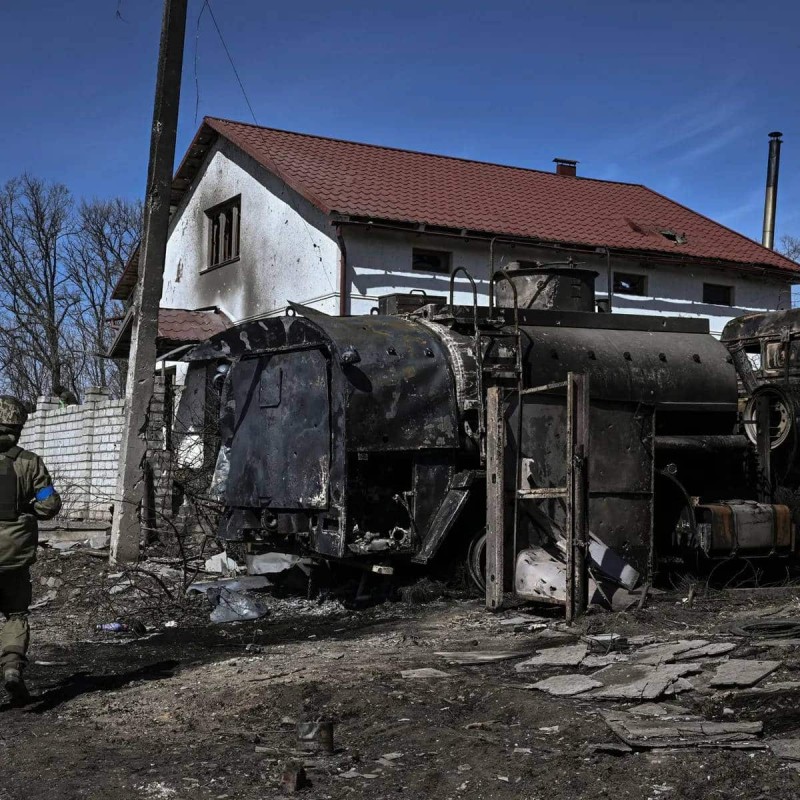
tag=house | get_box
[111,116,799,355]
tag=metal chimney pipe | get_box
[762,131,783,249]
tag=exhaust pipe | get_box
[762,131,783,250]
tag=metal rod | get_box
[572,373,590,619]
[762,131,783,250]
[565,372,576,624]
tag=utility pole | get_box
[111,0,188,563]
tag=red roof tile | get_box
[107,307,232,358]
[186,116,798,276]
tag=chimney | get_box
[553,158,578,177]
[762,131,783,250]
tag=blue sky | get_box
[1,0,798,248]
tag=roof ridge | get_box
[638,184,800,270]
[204,115,646,190]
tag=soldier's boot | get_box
[3,664,30,706]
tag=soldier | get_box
[0,396,61,705]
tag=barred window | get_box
[206,195,241,268]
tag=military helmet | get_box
[0,396,28,427]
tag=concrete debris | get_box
[633,640,710,665]
[400,668,451,679]
[627,703,693,718]
[246,552,313,576]
[435,650,531,665]
[586,742,634,756]
[602,710,764,750]
[29,589,58,609]
[204,551,240,575]
[582,653,630,668]
[673,642,736,661]
[662,677,695,696]
[768,739,800,761]
[526,674,603,697]
[589,663,702,701]
[187,576,272,596]
[732,681,800,696]
[280,764,309,793]
[709,659,781,688]
[583,633,628,653]
[515,644,589,670]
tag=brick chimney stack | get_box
[553,158,578,177]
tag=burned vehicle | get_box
[182,263,795,605]
[722,308,800,489]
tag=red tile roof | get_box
[176,116,796,276]
[108,307,232,358]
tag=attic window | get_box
[660,229,687,245]
[613,272,648,296]
[703,283,734,306]
[412,248,452,274]
[206,195,241,269]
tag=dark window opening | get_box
[206,195,241,268]
[613,272,648,296]
[703,283,733,306]
[412,248,452,274]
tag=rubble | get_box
[709,659,781,688]
[526,675,603,697]
[515,643,588,669]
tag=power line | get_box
[202,0,258,125]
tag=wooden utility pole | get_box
[111,0,188,563]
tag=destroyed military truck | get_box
[180,262,795,607]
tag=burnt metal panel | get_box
[227,348,331,510]
[516,326,735,407]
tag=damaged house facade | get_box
[111,116,799,348]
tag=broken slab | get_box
[589,663,702,701]
[769,739,800,761]
[526,674,603,697]
[602,710,764,750]
[674,642,736,661]
[400,668,451,679]
[709,659,780,688]
[633,640,709,665]
[515,644,588,670]
[582,653,630,669]
[435,650,531,665]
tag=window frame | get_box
[204,194,241,271]
[612,271,648,296]
[702,282,734,306]
[411,247,453,275]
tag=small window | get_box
[206,195,241,269]
[613,272,647,296]
[412,248,451,274]
[703,283,733,306]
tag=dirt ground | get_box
[4,549,800,800]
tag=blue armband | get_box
[35,486,56,502]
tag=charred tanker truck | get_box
[181,263,795,607]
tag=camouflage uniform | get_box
[0,396,61,702]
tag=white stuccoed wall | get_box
[162,137,341,322]
[160,143,794,337]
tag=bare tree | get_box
[0,175,76,402]
[66,198,141,395]
[780,235,800,263]
[0,175,141,404]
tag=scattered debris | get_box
[709,659,781,688]
[399,578,448,604]
[633,640,710,665]
[589,663,702,701]
[400,668,451,679]
[187,576,272,596]
[515,643,588,670]
[602,710,764,750]
[204,551,240,575]
[586,742,634,756]
[208,588,269,623]
[280,763,309,793]
[246,552,312,576]
[768,739,800,761]
[584,633,628,653]
[297,721,334,754]
[526,674,603,697]
[731,619,800,639]
[435,650,530,665]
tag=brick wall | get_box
[18,381,171,525]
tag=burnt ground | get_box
[4,550,800,800]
